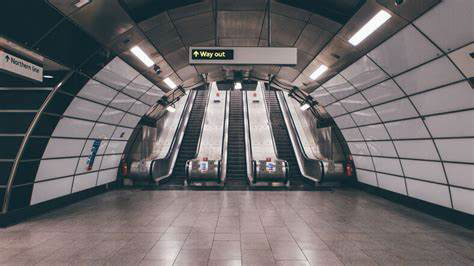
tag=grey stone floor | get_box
[0,188,473,266]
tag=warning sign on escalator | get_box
[199,161,209,172]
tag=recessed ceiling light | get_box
[234,82,242,90]
[164,77,177,89]
[43,75,54,79]
[348,10,392,46]
[75,0,90,8]
[130,46,154,67]
[309,65,328,80]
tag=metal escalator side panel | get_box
[220,90,230,183]
[275,90,323,183]
[243,89,253,184]
[152,90,197,181]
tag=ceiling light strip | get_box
[348,10,392,46]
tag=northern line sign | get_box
[0,49,43,82]
[189,47,297,65]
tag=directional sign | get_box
[192,49,234,60]
[0,49,43,82]
[189,47,297,65]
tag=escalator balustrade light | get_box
[309,64,328,80]
[166,105,176,112]
[234,82,242,90]
[348,10,391,46]
[300,102,311,111]
[130,46,154,67]
[43,75,54,79]
[75,0,90,8]
[164,77,177,89]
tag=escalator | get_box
[264,89,315,189]
[162,89,208,186]
[225,90,248,188]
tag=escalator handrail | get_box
[275,90,323,182]
[243,90,254,183]
[219,90,230,183]
[193,87,212,158]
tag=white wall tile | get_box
[88,123,116,139]
[322,75,357,99]
[30,177,73,205]
[351,108,380,126]
[97,168,118,185]
[341,128,364,141]
[450,187,474,215]
[324,102,347,117]
[414,0,474,52]
[352,155,374,170]
[395,56,463,95]
[63,98,106,121]
[366,141,398,157]
[347,142,370,155]
[340,93,369,112]
[425,110,474,138]
[94,57,139,91]
[52,118,94,138]
[100,154,122,169]
[104,140,127,155]
[406,179,452,208]
[362,79,405,105]
[410,81,473,116]
[359,124,389,141]
[80,139,108,156]
[340,56,388,91]
[374,98,418,122]
[368,25,441,76]
[377,173,407,195]
[444,163,474,189]
[120,114,141,128]
[76,155,103,174]
[112,127,133,140]
[97,108,125,125]
[394,140,439,160]
[129,101,149,116]
[72,172,98,193]
[310,88,336,106]
[77,79,117,105]
[373,157,403,175]
[448,43,474,77]
[401,159,446,184]
[109,93,136,112]
[42,138,86,159]
[435,139,474,163]
[35,158,78,181]
[334,114,355,129]
[140,86,164,105]
[356,169,378,186]
[384,118,430,139]
[121,75,153,99]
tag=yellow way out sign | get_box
[191,49,234,60]
[189,47,297,65]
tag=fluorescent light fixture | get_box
[309,65,328,80]
[164,77,177,89]
[166,105,176,112]
[348,10,391,46]
[43,75,54,79]
[130,46,154,67]
[75,0,90,8]
[300,103,311,111]
[234,82,242,90]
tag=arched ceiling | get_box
[46,0,438,93]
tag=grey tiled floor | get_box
[1,188,473,265]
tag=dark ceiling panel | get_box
[0,0,63,47]
[294,24,334,55]
[120,0,203,22]
[174,12,215,46]
[164,47,189,70]
[218,11,265,39]
[276,0,366,24]
[219,0,267,11]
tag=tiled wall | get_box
[4,57,165,209]
[311,1,473,214]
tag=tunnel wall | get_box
[311,1,473,214]
[2,57,164,211]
